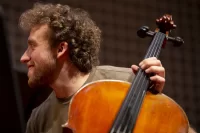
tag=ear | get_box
[57,42,68,58]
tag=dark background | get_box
[0,0,199,132]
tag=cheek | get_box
[31,47,56,65]
[32,50,47,62]
[38,51,56,65]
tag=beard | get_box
[28,57,57,88]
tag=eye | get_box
[28,42,36,49]
[30,43,35,48]
[27,39,37,49]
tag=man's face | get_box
[20,24,57,88]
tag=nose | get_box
[20,50,30,63]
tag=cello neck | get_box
[144,32,166,59]
[110,31,166,133]
[110,14,176,133]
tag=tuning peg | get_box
[137,26,149,38]
[173,37,184,47]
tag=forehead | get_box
[28,24,51,42]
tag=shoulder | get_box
[26,92,55,132]
[89,65,134,82]
[31,91,55,117]
[96,65,132,73]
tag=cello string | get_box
[125,32,165,132]
[111,32,166,133]
[123,33,162,132]
[116,33,162,132]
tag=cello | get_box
[64,14,189,133]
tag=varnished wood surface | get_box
[65,80,189,133]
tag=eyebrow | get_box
[27,39,37,45]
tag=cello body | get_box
[64,14,189,133]
[65,80,189,133]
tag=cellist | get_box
[19,2,196,133]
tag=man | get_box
[19,2,194,133]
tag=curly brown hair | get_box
[19,2,101,73]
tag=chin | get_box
[28,81,37,88]
[28,79,48,89]
[28,78,39,88]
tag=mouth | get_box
[28,65,34,69]
[27,65,34,77]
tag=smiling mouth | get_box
[28,65,34,69]
[27,66,34,77]
[28,66,34,74]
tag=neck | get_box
[50,63,90,99]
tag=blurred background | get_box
[0,0,199,132]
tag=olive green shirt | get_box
[25,65,134,133]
